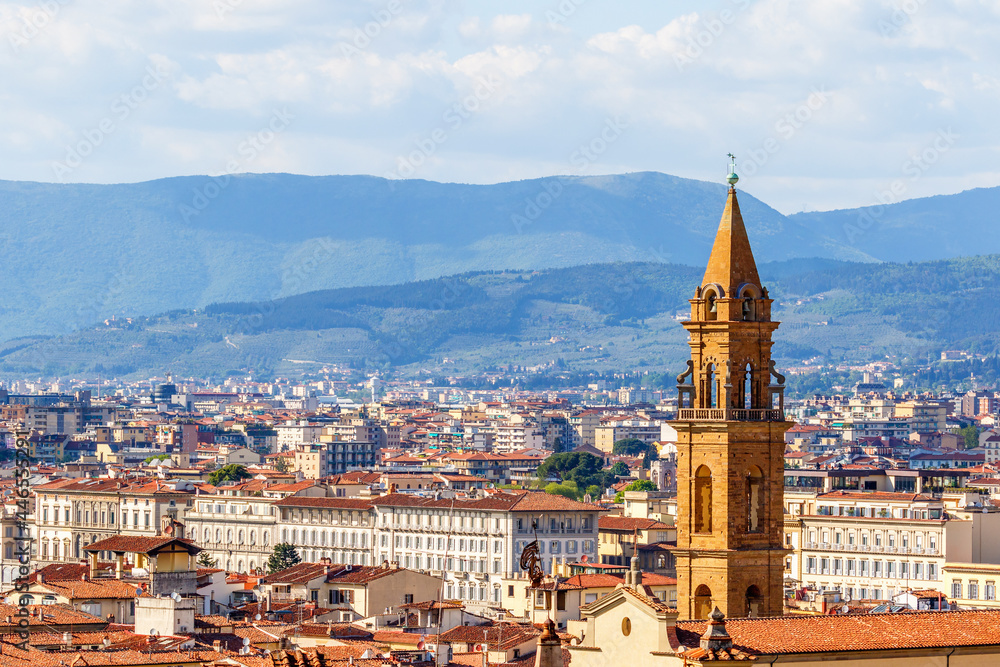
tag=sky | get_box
[0,0,995,213]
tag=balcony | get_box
[676,408,784,422]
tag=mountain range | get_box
[2,170,1000,376]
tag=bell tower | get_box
[672,162,791,620]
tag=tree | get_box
[536,452,609,492]
[610,461,631,478]
[208,464,251,486]
[544,481,580,500]
[612,438,659,469]
[612,438,648,456]
[273,456,291,473]
[960,425,981,450]
[267,543,302,574]
[197,551,219,568]
[614,479,658,503]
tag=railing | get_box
[676,408,784,422]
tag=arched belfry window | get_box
[695,465,712,533]
[747,466,764,533]
[739,284,759,322]
[704,289,718,321]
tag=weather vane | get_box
[726,153,739,188]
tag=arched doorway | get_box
[746,585,762,617]
[694,584,712,619]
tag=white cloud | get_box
[0,0,996,212]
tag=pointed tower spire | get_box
[701,186,761,297]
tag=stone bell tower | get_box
[672,163,791,620]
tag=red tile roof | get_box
[260,562,406,586]
[272,497,373,509]
[674,609,1000,655]
[84,535,201,555]
[598,517,671,531]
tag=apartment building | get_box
[33,477,198,565]
[785,490,1000,601]
[593,416,663,453]
[276,422,323,452]
[370,491,602,607]
[492,424,545,454]
[273,496,375,567]
[895,400,948,433]
[187,485,278,574]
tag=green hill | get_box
[5,256,1000,381]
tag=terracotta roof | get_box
[598,517,671,531]
[84,535,201,555]
[272,497,373,509]
[0,603,106,628]
[261,563,403,586]
[34,578,151,601]
[674,609,1000,655]
[437,623,540,651]
[816,491,936,502]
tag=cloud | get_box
[0,0,995,213]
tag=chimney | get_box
[213,640,222,653]
[533,619,562,667]
[37,572,43,584]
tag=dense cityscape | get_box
[2,186,1000,667]
[6,0,1000,665]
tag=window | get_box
[987,582,996,601]
[952,582,962,599]
[928,564,937,580]
[746,466,763,533]
[969,582,979,600]
[695,465,712,532]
